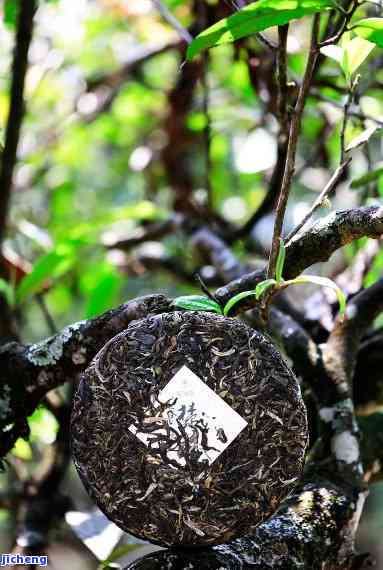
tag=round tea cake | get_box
[71,311,307,547]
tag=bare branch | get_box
[80,40,180,121]
[324,277,383,387]
[191,228,245,282]
[0,295,172,458]
[336,238,381,297]
[0,0,37,246]
[267,15,320,279]
[340,88,356,163]
[151,0,193,44]
[285,158,352,244]
[215,206,383,308]
[126,480,367,569]
[103,216,184,250]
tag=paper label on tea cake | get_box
[128,365,248,467]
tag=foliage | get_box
[187,0,335,59]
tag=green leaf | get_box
[16,242,77,303]
[353,18,383,48]
[0,278,15,307]
[320,44,343,63]
[223,290,258,316]
[286,275,346,316]
[255,278,277,299]
[84,265,122,319]
[173,295,223,314]
[29,408,59,445]
[101,544,141,567]
[351,166,383,188]
[341,36,375,79]
[345,125,379,152]
[3,0,19,29]
[321,36,375,80]
[275,239,286,282]
[12,438,32,461]
[187,0,334,59]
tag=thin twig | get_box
[0,0,37,247]
[311,89,383,126]
[151,0,193,44]
[202,52,213,210]
[277,25,289,137]
[35,293,58,336]
[267,14,321,279]
[340,83,357,163]
[319,0,359,47]
[285,158,352,243]
[195,273,221,305]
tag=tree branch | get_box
[80,40,180,121]
[215,205,383,309]
[267,14,320,279]
[191,228,245,282]
[0,295,172,458]
[0,0,37,246]
[151,0,193,44]
[285,158,352,244]
[126,479,367,569]
[323,277,383,388]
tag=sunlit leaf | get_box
[286,275,346,316]
[173,295,223,314]
[341,37,375,79]
[353,18,383,48]
[187,0,335,59]
[29,408,59,445]
[12,438,32,460]
[320,44,343,63]
[321,36,375,80]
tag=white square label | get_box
[128,365,248,467]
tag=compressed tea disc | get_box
[71,311,307,547]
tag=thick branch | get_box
[191,228,245,282]
[215,206,383,308]
[268,307,320,380]
[0,294,171,458]
[323,278,383,388]
[81,41,180,121]
[126,480,366,570]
